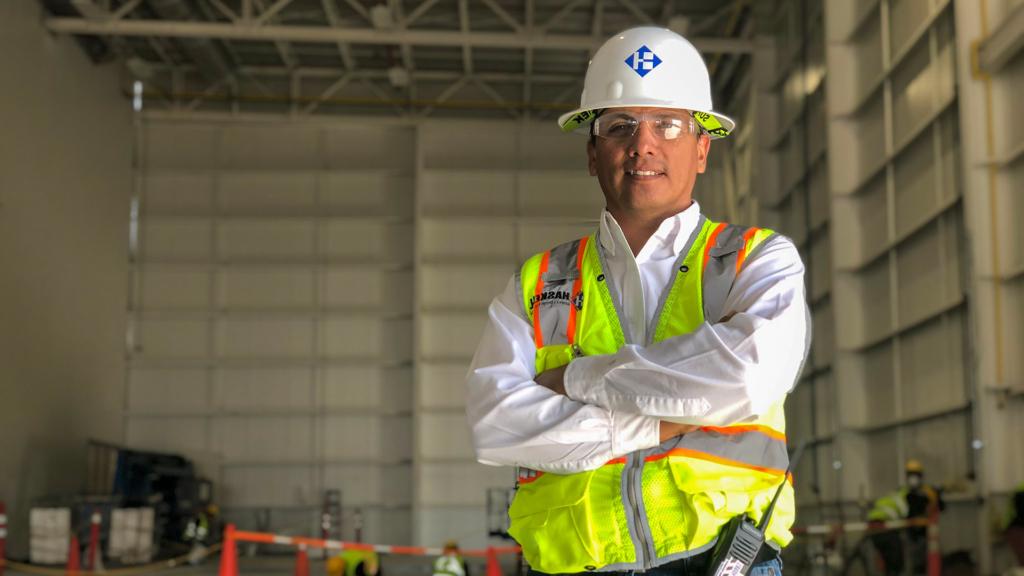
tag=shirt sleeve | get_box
[465,276,662,473]
[563,236,810,426]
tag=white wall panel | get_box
[419,364,471,409]
[415,508,490,548]
[323,221,412,262]
[321,173,414,216]
[421,171,516,215]
[516,173,603,217]
[421,265,510,308]
[142,220,211,260]
[128,368,208,412]
[420,221,516,260]
[419,314,487,359]
[219,125,320,169]
[217,319,314,358]
[418,414,474,460]
[517,222,598,257]
[136,318,209,358]
[214,368,314,410]
[321,465,412,506]
[418,464,510,506]
[219,220,316,259]
[218,416,314,461]
[321,416,411,461]
[898,315,966,416]
[220,268,315,309]
[218,172,317,211]
[143,124,218,170]
[324,126,415,170]
[325,269,413,313]
[324,268,384,308]
[322,318,412,360]
[139,267,210,308]
[127,418,209,455]
[322,366,412,410]
[221,467,314,507]
[143,173,214,213]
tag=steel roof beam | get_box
[46,17,755,53]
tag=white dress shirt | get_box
[465,201,809,474]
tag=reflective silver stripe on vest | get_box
[673,428,788,472]
[702,224,760,324]
[531,239,582,346]
[630,428,788,473]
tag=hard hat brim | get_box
[557,102,736,140]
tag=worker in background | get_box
[466,25,810,576]
[867,459,944,575]
[184,504,219,565]
[432,540,468,576]
[327,549,381,576]
[1005,482,1024,566]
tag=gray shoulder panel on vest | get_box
[702,224,758,324]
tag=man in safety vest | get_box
[466,26,810,576]
[432,540,469,576]
[867,459,944,575]
[328,549,381,576]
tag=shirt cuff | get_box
[564,353,617,406]
[610,411,662,456]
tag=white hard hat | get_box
[558,26,735,139]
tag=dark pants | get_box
[528,554,783,576]
[1007,525,1024,566]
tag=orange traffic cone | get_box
[66,535,81,576]
[219,524,238,576]
[294,546,310,576]
[485,546,501,576]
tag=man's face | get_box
[587,107,710,221]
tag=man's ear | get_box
[587,139,598,176]
[696,134,711,174]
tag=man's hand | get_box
[534,365,568,396]
[659,421,700,442]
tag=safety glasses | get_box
[592,111,703,140]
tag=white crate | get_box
[108,508,154,564]
[29,508,70,565]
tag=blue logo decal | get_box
[625,45,662,77]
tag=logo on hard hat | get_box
[625,45,662,77]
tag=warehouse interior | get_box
[1,0,1023,574]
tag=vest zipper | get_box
[626,455,652,569]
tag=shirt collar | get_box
[598,200,702,259]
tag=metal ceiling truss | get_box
[45,0,755,118]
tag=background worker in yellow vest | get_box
[432,540,469,576]
[466,25,810,576]
[327,549,381,576]
[867,459,944,575]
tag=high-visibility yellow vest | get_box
[327,549,379,576]
[509,216,798,574]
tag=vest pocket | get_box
[507,471,603,573]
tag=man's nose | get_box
[628,120,659,156]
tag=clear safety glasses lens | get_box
[593,113,699,140]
